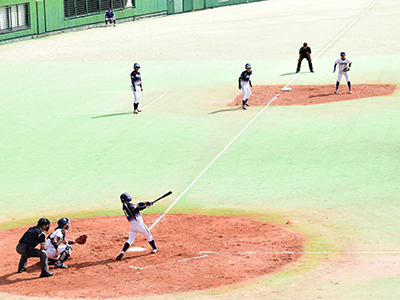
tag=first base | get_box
[281,87,292,91]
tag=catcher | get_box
[333,52,352,94]
[105,8,116,27]
[116,193,158,261]
[45,218,87,269]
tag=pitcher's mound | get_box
[0,214,302,298]
[229,84,397,106]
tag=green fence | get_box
[0,0,263,42]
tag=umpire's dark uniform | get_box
[296,42,314,73]
[16,218,53,277]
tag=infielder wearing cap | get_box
[116,193,158,260]
[16,218,53,277]
[105,8,116,27]
[45,217,76,269]
[296,42,314,73]
[130,63,143,114]
[238,63,253,110]
[333,52,352,93]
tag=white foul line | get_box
[129,254,208,270]
[149,1,379,231]
[140,91,169,110]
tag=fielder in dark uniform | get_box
[105,8,116,27]
[16,218,53,277]
[296,42,314,73]
[116,193,158,260]
[130,63,143,114]
[238,63,253,110]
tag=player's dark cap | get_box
[340,52,346,56]
[37,218,50,227]
[303,42,307,46]
[120,193,132,203]
[133,63,140,69]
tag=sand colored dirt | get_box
[0,214,302,298]
[229,84,397,106]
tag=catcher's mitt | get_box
[76,235,87,245]
[343,67,350,72]
[109,19,113,24]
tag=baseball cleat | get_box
[137,109,142,112]
[245,103,250,107]
[152,248,158,254]
[116,252,124,260]
[242,106,247,110]
[18,267,27,273]
[349,90,352,94]
[55,262,68,269]
[133,110,139,114]
[40,271,54,278]
[334,90,338,93]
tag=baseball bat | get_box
[153,191,173,203]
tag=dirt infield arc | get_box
[0,214,302,298]
[229,84,397,106]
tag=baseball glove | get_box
[343,67,350,72]
[76,235,87,245]
[109,19,113,24]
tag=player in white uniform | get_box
[116,193,158,261]
[130,63,143,114]
[45,218,75,269]
[333,52,352,93]
[238,63,253,110]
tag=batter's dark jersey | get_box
[299,46,311,57]
[19,226,46,247]
[130,70,142,87]
[122,202,147,222]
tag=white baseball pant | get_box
[131,85,141,104]
[337,71,350,82]
[128,221,153,244]
[241,82,252,100]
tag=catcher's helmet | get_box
[120,192,132,203]
[245,63,252,69]
[340,52,346,56]
[57,217,70,230]
[133,63,140,69]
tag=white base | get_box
[127,247,148,252]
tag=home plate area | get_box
[0,214,302,298]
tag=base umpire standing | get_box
[296,42,314,73]
[16,218,53,277]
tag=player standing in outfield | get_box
[238,63,253,110]
[105,8,116,27]
[116,193,158,260]
[333,52,352,93]
[131,63,143,114]
[296,42,314,73]
[45,218,77,269]
[16,218,53,277]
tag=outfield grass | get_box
[1,0,400,299]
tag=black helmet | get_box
[37,218,50,227]
[57,217,70,229]
[120,193,132,203]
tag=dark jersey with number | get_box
[239,70,252,83]
[19,226,46,247]
[130,70,142,87]
[299,46,311,57]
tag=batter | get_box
[116,192,158,260]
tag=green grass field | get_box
[1,0,400,299]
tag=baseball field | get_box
[1,0,400,298]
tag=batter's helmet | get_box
[133,63,140,68]
[340,52,346,56]
[245,63,252,69]
[120,192,132,203]
[57,217,70,230]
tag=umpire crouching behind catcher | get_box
[16,218,53,277]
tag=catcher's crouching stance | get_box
[45,218,87,269]
[116,193,158,261]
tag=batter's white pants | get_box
[128,221,153,245]
[337,71,350,82]
[46,245,68,260]
[131,85,141,103]
[241,83,252,100]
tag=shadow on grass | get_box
[208,107,242,114]
[91,112,132,119]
